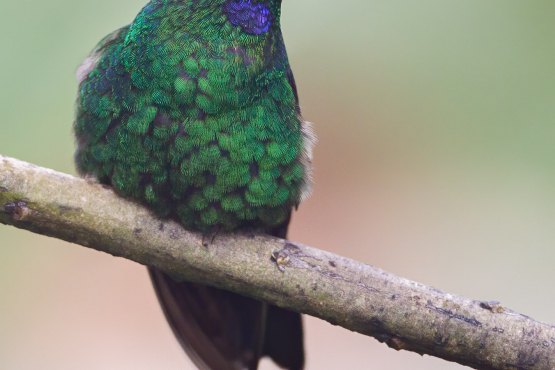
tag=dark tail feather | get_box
[149,212,304,370]
[262,211,305,369]
[149,268,265,370]
[263,304,304,370]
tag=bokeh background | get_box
[2,0,555,369]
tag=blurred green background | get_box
[2,0,555,369]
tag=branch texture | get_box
[1,154,554,370]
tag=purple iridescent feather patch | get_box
[223,0,272,35]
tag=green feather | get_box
[74,0,312,232]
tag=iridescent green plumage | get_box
[74,1,313,369]
[74,0,312,233]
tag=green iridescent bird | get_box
[73,0,315,369]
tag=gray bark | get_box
[1,153,554,370]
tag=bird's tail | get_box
[148,268,304,370]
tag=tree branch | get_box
[0,154,553,370]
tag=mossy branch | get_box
[1,154,553,370]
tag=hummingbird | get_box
[73,0,314,369]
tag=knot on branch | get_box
[4,201,30,221]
